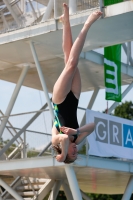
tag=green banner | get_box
[104,45,121,102]
[104,0,123,6]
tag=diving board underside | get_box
[0,155,132,195]
[0,10,133,92]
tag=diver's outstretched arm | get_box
[60,123,95,145]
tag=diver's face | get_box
[68,143,78,161]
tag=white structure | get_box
[0,0,133,199]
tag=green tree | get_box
[114,101,133,120]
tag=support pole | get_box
[69,0,77,14]
[29,41,55,121]
[65,166,82,200]
[126,42,131,66]
[99,0,104,17]
[54,0,59,19]
[0,179,23,200]
[122,176,133,200]
[62,182,74,200]
[22,131,27,158]
[0,65,29,138]
[108,81,133,114]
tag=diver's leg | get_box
[52,8,102,104]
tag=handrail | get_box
[5,126,51,136]
[0,101,49,157]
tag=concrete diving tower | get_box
[0,0,133,200]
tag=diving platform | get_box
[0,0,133,200]
[0,155,133,195]
[0,1,133,92]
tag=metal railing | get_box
[0,0,130,34]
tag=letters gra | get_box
[94,117,133,149]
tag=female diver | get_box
[52,3,102,163]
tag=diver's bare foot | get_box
[85,10,103,27]
[59,3,69,24]
[60,126,77,135]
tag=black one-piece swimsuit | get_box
[53,91,79,142]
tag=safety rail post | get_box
[23,131,27,158]
[69,0,77,14]
[21,131,27,158]
[99,0,104,18]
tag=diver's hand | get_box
[56,154,65,162]
[60,126,77,136]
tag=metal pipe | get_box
[0,179,23,200]
[54,0,58,19]
[69,0,77,14]
[80,190,91,200]
[0,103,48,157]
[29,41,55,121]
[62,182,74,200]
[8,143,22,159]
[21,0,25,14]
[41,0,54,22]
[126,42,131,66]
[122,176,133,200]
[23,131,27,158]
[65,166,82,200]
[108,81,133,114]
[0,65,29,138]
[99,0,104,17]
[29,0,38,20]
